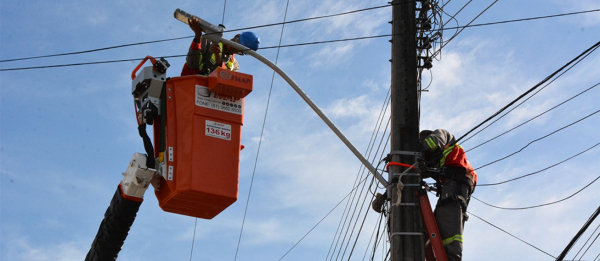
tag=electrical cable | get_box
[577,228,600,261]
[343,177,377,260]
[474,110,600,170]
[556,205,600,261]
[455,40,600,144]
[2,7,598,66]
[460,44,600,144]
[277,175,376,261]
[572,222,600,260]
[442,8,600,32]
[4,10,600,72]
[477,142,600,187]
[222,0,227,25]
[233,1,291,259]
[441,0,472,29]
[467,82,600,152]
[330,132,391,261]
[361,210,385,261]
[468,211,556,258]
[473,175,600,210]
[0,4,392,63]
[189,218,198,261]
[431,0,498,58]
[325,88,391,261]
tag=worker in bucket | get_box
[181,17,260,76]
[372,129,477,261]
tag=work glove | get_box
[371,193,386,213]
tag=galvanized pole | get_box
[389,0,423,260]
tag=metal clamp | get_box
[392,232,424,236]
[390,150,422,156]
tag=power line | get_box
[477,142,600,187]
[572,222,600,260]
[0,4,392,63]
[468,211,556,259]
[277,175,374,261]
[189,218,198,261]
[221,0,227,25]
[2,7,598,66]
[475,110,600,170]
[326,91,391,261]
[431,0,498,58]
[0,34,395,72]
[443,8,600,31]
[461,44,600,144]
[234,0,291,259]
[3,9,600,72]
[556,205,600,261]
[455,40,600,144]
[467,82,600,152]
[473,175,600,210]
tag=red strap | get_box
[385,162,416,171]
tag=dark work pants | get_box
[434,174,474,261]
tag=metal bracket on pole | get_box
[389,150,422,156]
[391,232,424,236]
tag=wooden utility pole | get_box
[389,0,423,260]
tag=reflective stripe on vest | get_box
[199,42,235,72]
[440,144,462,167]
[425,137,438,151]
[442,234,463,246]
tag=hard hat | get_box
[239,32,260,51]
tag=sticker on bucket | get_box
[205,120,232,141]
[195,85,243,115]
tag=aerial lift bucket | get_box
[131,59,253,219]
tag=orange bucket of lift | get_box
[154,70,252,219]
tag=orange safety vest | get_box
[440,144,478,184]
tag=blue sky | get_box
[1,0,600,260]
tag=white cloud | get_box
[2,236,87,261]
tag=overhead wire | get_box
[467,82,600,152]
[2,9,600,72]
[572,222,600,260]
[189,218,198,261]
[577,228,600,261]
[1,7,598,67]
[329,131,391,261]
[325,88,391,261]
[221,0,227,25]
[455,40,600,144]
[472,175,600,210]
[474,110,600,170]
[461,44,600,144]
[477,142,600,187]
[335,119,392,261]
[468,211,557,258]
[361,210,385,261]
[0,3,393,63]
[431,0,498,58]
[233,0,291,259]
[556,205,600,261]
[277,175,382,261]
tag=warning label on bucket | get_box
[205,120,232,141]
[195,85,243,115]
